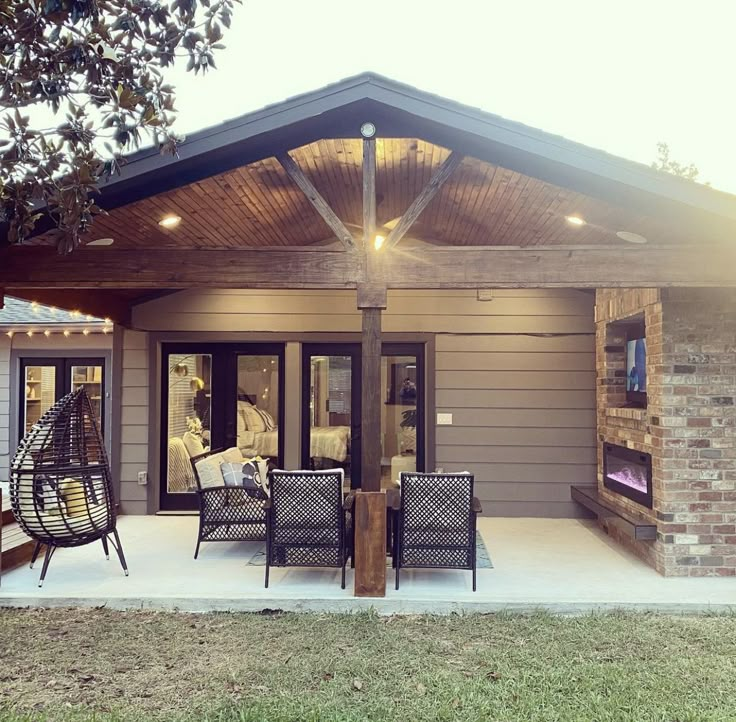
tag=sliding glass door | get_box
[302,345,362,488]
[161,343,284,510]
[302,343,424,489]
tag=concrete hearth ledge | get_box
[1,516,733,616]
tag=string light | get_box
[26,330,34,337]
[104,318,112,324]
[86,314,93,322]
[44,330,51,337]
[102,326,111,334]
[6,330,13,338]
[63,330,71,337]
[83,328,90,336]
[70,310,81,318]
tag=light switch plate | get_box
[437,412,453,425]
[137,471,148,486]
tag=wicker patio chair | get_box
[190,448,268,558]
[394,472,482,591]
[265,469,352,589]
[9,388,128,587]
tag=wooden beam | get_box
[276,153,356,250]
[5,244,736,289]
[360,306,382,491]
[384,152,463,250]
[0,247,361,289]
[363,138,376,249]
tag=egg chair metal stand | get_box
[9,387,128,587]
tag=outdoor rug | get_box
[246,531,493,568]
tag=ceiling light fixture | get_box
[565,215,586,227]
[616,231,648,244]
[360,121,377,139]
[374,234,385,250]
[158,214,181,228]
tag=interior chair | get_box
[265,469,352,589]
[394,471,482,591]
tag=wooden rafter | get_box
[276,152,356,250]
[384,152,464,250]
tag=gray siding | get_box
[131,288,595,517]
[118,329,149,514]
[435,333,596,517]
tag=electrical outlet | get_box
[436,412,453,426]
[137,471,148,486]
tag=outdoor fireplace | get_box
[603,443,653,509]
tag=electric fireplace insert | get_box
[603,443,653,509]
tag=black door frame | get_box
[301,342,425,489]
[18,356,106,436]
[301,343,363,488]
[160,342,285,511]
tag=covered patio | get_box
[2,74,736,599]
[1,515,734,613]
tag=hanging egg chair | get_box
[9,387,128,587]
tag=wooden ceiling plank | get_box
[277,152,356,250]
[384,151,464,250]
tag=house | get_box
[2,74,736,596]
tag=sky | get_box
[159,0,736,195]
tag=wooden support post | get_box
[354,282,387,597]
[354,491,386,597]
[363,137,376,248]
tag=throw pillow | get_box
[241,405,266,433]
[244,456,270,496]
[58,477,87,517]
[255,408,276,431]
[221,461,245,487]
[182,431,205,457]
[195,453,225,489]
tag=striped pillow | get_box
[241,405,276,433]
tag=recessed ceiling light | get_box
[374,234,385,250]
[87,237,115,246]
[158,214,181,228]
[616,231,648,244]
[565,215,586,227]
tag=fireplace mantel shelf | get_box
[606,407,647,422]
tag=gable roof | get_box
[94,72,735,240]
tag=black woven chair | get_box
[394,472,482,591]
[9,388,127,587]
[190,448,267,558]
[265,470,351,589]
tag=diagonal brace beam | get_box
[277,152,356,250]
[384,151,464,250]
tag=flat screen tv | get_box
[625,324,647,407]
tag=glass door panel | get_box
[23,365,56,433]
[236,354,280,464]
[165,353,212,494]
[381,354,420,486]
[70,364,104,431]
[305,353,356,486]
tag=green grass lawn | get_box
[1,608,735,722]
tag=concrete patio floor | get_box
[0,515,733,614]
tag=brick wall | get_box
[596,288,736,577]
